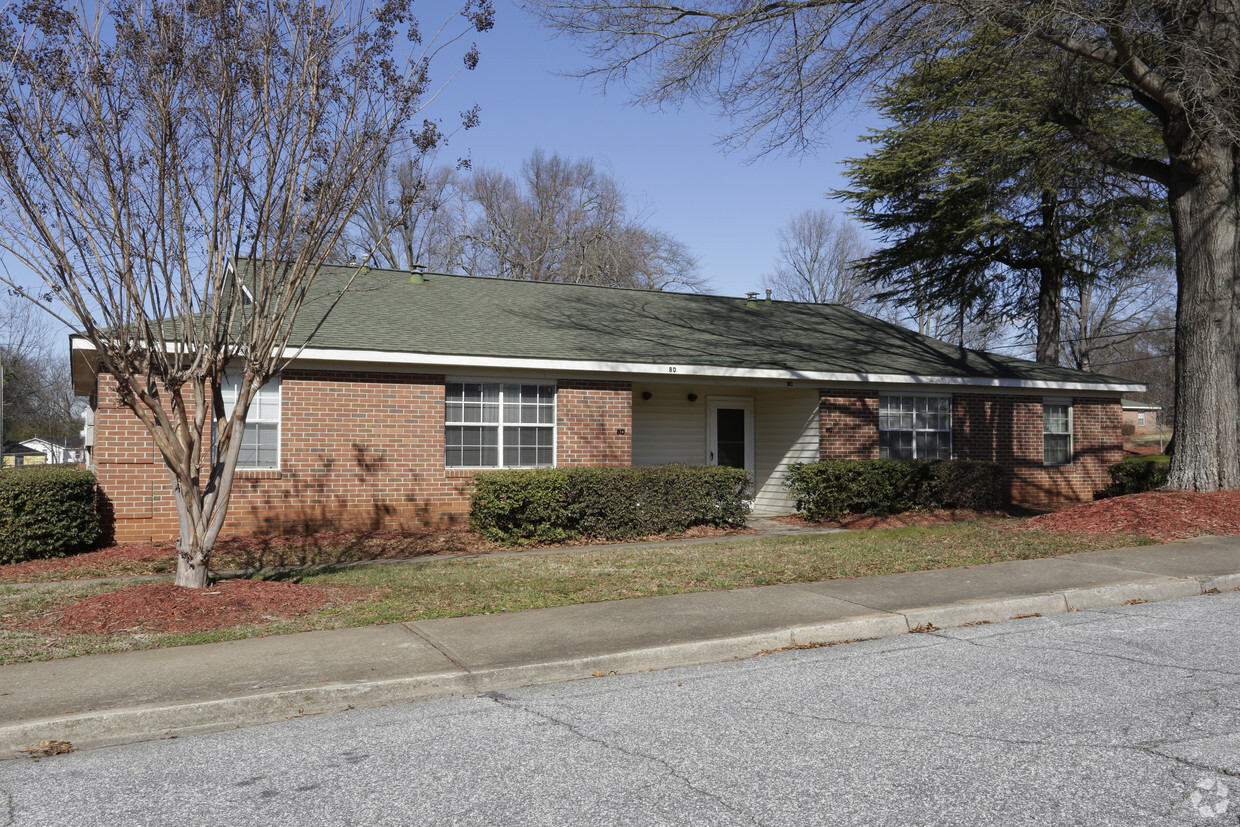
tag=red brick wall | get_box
[816,389,1122,503]
[819,391,879,460]
[1122,408,1160,434]
[556,379,633,465]
[92,371,633,542]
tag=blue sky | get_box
[426,0,881,298]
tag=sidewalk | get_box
[3,533,1239,756]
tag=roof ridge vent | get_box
[410,263,427,284]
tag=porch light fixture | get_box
[687,393,698,402]
[641,391,653,400]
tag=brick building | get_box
[72,264,1142,542]
[1121,399,1162,435]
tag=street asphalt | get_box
[2,530,1239,757]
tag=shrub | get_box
[1096,459,1169,499]
[785,459,1006,522]
[0,465,101,564]
[1121,423,1137,437]
[471,464,750,545]
[923,460,1007,511]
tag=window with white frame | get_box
[1137,412,1146,427]
[445,382,555,468]
[1043,402,1072,466]
[219,373,281,469]
[879,395,952,460]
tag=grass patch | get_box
[0,522,1153,663]
[1123,453,1170,464]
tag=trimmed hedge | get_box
[784,459,1006,522]
[0,465,100,564]
[1096,459,1169,499]
[470,464,750,545]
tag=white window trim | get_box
[1043,400,1073,467]
[219,372,282,471]
[444,379,558,470]
[1137,412,1146,427]
[878,393,953,460]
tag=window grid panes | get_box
[1044,403,1072,466]
[878,395,952,460]
[219,373,281,470]
[446,382,555,468]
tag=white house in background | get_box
[19,435,86,465]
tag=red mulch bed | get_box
[1015,490,1240,541]
[776,490,1240,541]
[0,541,175,584]
[50,580,357,635]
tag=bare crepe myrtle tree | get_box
[530,0,1240,491]
[0,0,494,587]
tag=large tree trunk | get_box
[1164,136,1240,491]
[1035,189,1063,365]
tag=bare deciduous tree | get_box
[464,149,700,287]
[762,210,871,306]
[351,148,705,289]
[348,143,474,272]
[529,0,1240,491]
[0,297,81,442]
[0,0,492,587]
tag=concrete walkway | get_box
[3,533,1239,757]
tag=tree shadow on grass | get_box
[210,520,494,575]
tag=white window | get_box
[1137,412,1146,427]
[1043,402,1072,466]
[220,373,281,469]
[879,395,952,460]
[445,382,555,468]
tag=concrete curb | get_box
[4,573,1233,757]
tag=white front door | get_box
[706,396,754,475]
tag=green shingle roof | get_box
[281,264,1136,388]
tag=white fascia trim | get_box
[71,338,1143,393]
[275,345,1145,394]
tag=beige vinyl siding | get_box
[631,383,714,466]
[631,384,820,517]
[752,388,820,516]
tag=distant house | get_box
[18,436,86,465]
[1,440,46,468]
[70,264,1143,543]
[1121,399,1162,435]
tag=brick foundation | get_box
[817,389,1121,504]
[92,371,632,542]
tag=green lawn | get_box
[1124,453,1170,464]
[0,521,1154,664]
